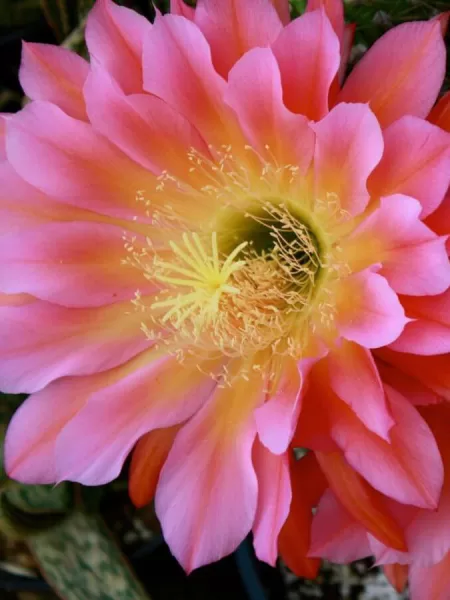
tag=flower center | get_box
[147,200,324,361]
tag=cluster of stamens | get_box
[125,143,351,370]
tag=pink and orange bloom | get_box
[1,0,450,594]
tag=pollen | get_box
[129,143,350,370]
[151,232,248,331]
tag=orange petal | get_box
[384,564,408,593]
[129,425,180,508]
[429,91,450,132]
[316,451,407,551]
[278,453,327,578]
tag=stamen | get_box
[127,144,350,374]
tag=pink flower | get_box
[1,0,450,581]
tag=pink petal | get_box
[225,47,315,173]
[382,236,450,296]
[335,270,407,348]
[309,489,372,562]
[338,20,446,127]
[426,189,450,242]
[409,553,450,600]
[84,64,208,178]
[6,101,153,220]
[316,451,407,551]
[391,291,450,355]
[155,368,265,572]
[19,43,88,120]
[327,341,394,440]
[143,15,235,147]
[368,117,450,218]
[377,361,441,406]
[396,405,450,566]
[376,349,450,402]
[85,0,151,94]
[254,357,302,454]
[312,103,383,216]
[306,0,344,43]
[346,194,450,295]
[0,297,150,393]
[194,0,282,77]
[252,443,291,565]
[272,9,340,120]
[332,385,444,509]
[4,378,88,483]
[0,162,104,234]
[55,351,220,485]
[405,489,450,568]
[270,0,290,25]
[0,114,7,160]
[0,222,148,307]
[170,0,195,19]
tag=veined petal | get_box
[409,553,450,600]
[335,270,407,348]
[194,0,283,77]
[225,48,314,174]
[4,378,88,484]
[252,443,291,565]
[377,361,441,406]
[344,194,450,295]
[368,117,450,218]
[312,103,383,217]
[20,43,88,120]
[156,365,264,573]
[272,9,340,120]
[316,451,406,550]
[326,341,394,440]
[0,296,150,393]
[54,350,220,485]
[84,64,208,178]
[309,488,372,562]
[86,0,151,93]
[143,15,235,147]
[254,357,302,454]
[338,20,446,127]
[0,162,109,233]
[391,291,450,355]
[376,348,450,402]
[6,101,154,220]
[331,385,444,509]
[0,222,149,307]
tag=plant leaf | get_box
[28,511,151,599]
